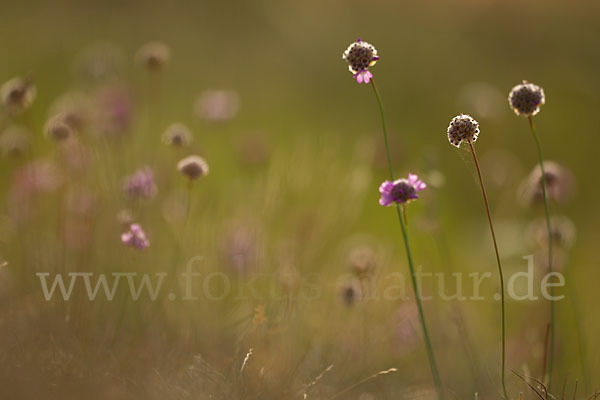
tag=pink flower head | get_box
[379,173,426,206]
[123,166,157,199]
[121,223,149,249]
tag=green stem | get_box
[528,116,554,389]
[370,78,444,400]
[468,141,508,400]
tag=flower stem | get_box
[468,141,508,400]
[527,116,554,389]
[370,78,444,400]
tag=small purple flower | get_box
[379,173,426,206]
[123,166,157,199]
[121,223,149,249]
[342,38,379,84]
[355,70,373,84]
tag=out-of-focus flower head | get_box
[342,38,379,84]
[194,90,240,122]
[519,161,575,205]
[73,42,124,85]
[9,160,63,220]
[135,41,171,70]
[447,114,479,148]
[379,173,426,206]
[49,91,91,132]
[1,77,36,115]
[457,82,505,121]
[508,80,545,117]
[44,113,75,142]
[177,155,209,180]
[221,219,260,273]
[123,166,158,199]
[529,215,576,250]
[0,125,30,157]
[162,123,193,147]
[92,84,133,136]
[121,223,149,250]
[348,245,376,278]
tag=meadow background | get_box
[0,0,599,398]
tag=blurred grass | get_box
[0,0,599,398]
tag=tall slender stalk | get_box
[370,78,444,400]
[527,116,554,389]
[467,141,508,400]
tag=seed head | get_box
[177,155,209,180]
[135,41,171,70]
[342,38,379,84]
[348,245,376,278]
[519,161,574,205]
[45,113,75,142]
[508,81,545,117]
[49,91,91,132]
[1,77,36,115]
[447,114,480,148]
[379,173,426,206]
[121,223,149,250]
[529,215,576,250]
[162,123,193,147]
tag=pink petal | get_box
[362,71,372,84]
[379,196,392,206]
[379,180,393,193]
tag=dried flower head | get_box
[519,161,574,205]
[529,216,576,250]
[162,123,193,147]
[0,125,30,157]
[1,77,36,115]
[348,245,376,278]
[121,223,149,250]
[379,173,426,206]
[177,155,209,180]
[123,166,157,199]
[447,114,480,148]
[44,113,75,142]
[342,38,379,84]
[49,91,91,132]
[135,41,170,70]
[508,81,545,117]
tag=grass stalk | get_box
[527,116,554,389]
[467,141,509,399]
[370,78,444,400]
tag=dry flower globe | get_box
[177,155,209,180]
